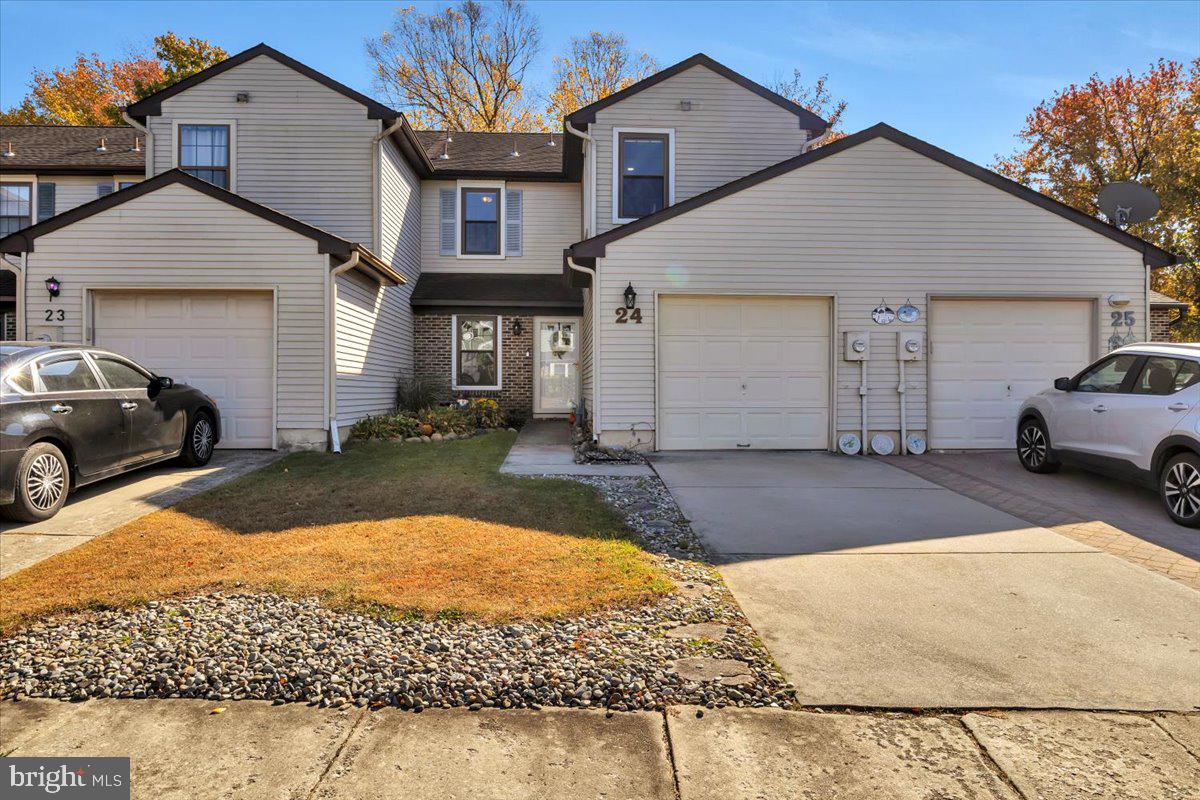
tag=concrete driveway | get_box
[1,450,281,577]
[651,451,1200,711]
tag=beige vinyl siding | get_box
[333,137,422,426]
[49,175,137,214]
[21,182,330,431]
[421,180,581,273]
[592,64,808,234]
[579,286,594,416]
[593,137,1147,445]
[149,54,375,243]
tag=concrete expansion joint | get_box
[304,706,367,800]
[659,709,683,800]
[955,715,1030,800]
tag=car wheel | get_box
[1160,453,1200,528]
[181,411,216,467]
[0,442,70,522]
[1017,418,1060,474]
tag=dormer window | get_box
[178,124,230,189]
[613,128,674,224]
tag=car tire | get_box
[1160,452,1200,528]
[0,442,70,523]
[180,411,216,467]
[1016,418,1060,474]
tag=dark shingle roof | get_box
[411,272,581,308]
[0,125,145,173]
[1150,290,1189,309]
[413,131,564,178]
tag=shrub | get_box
[350,413,422,441]
[418,406,474,435]
[396,373,448,414]
[466,397,506,428]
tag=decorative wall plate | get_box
[897,300,920,323]
[870,434,895,456]
[871,300,895,325]
[905,434,927,455]
[838,433,862,455]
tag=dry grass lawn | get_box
[0,433,670,633]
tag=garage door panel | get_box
[94,290,273,449]
[931,299,1091,449]
[658,295,830,450]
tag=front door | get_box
[535,318,580,414]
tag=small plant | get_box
[418,406,474,435]
[350,413,422,441]
[466,397,506,428]
[396,373,448,414]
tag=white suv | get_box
[1017,343,1200,527]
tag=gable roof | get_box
[567,122,1176,268]
[0,169,402,284]
[412,130,566,180]
[0,125,145,174]
[125,43,401,121]
[565,53,829,132]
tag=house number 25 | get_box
[615,307,643,324]
[44,309,65,322]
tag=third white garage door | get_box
[93,290,275,448]
[657,295,831,450]
[930,298,1093,449]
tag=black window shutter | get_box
[37,182,56,221]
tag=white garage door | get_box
[93,291,274,448]
[930,298,1093,449]
[658,295,830,450]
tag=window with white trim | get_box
[461,188,501,255]
[0,182,32,236]
[179,124,230,188]
[454,315,500,389]
[618,132,669,219]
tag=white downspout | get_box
[801,126,835,154]
[860,359,870,455]
[372,118,405,254]
[566,120,596,237]
[567,256,600,441]
[121,111,152,178]
[328,251,360,452]
[897,359,908,455]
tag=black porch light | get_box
[623,282,637,310]
[45,276,61,300]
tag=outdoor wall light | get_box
[513,319,524,336]
[45,276,61,300]
[624,283,637,309]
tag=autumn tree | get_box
[0,33,227,126]
[995,59,1200,339]
[767,69,848,142]
[366,0,544,132]
[545,32,657,121]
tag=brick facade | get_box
[1150,307,1180,342]
[414,313,534,417]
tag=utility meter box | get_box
[844,331,870,361]
[896,331,923,361]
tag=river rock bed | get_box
[0,476,794,711]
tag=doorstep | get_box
[499,421,655,476]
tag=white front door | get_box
[535,318,580,414]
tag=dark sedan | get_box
[1,343,220,522]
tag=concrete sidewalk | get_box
[499,420,655,476]
[3,700,1197,799]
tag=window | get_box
[617,132,669,220]
[4,364,34,394]
[0,182,32,237]
[454,315,500,389]
[1133,357,1200,396]
[1076,354,1140,393]
[179,124,230,188]
[95,356,151,390]
[461,188,501,255]
[35,355,100,392]
[118,181,138,190]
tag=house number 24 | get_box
[615,307,643,324]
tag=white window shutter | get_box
[505,189,522,257]
[439,189,457,255]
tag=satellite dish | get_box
[1098,182,1160,228]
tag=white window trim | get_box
[612,127,675,225]
[455,179,506,260]
[172,119,237,192]
[451,313,503,391]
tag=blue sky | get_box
[1,0,1195,165]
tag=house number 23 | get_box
[44,309,65,322]
[615,307,642,324]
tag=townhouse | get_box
[0,44,1176,454]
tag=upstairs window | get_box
[461,188,501,255]
[617,131,670,220]
[0,182,32,237]
[179,124,230,189]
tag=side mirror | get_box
[148,376,173,398]
[1053,377,1073,392]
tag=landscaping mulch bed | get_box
[0,474,794,712]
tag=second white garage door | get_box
[93,290,275,448]
[930,298,1093,449]
[658,295,830,450]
